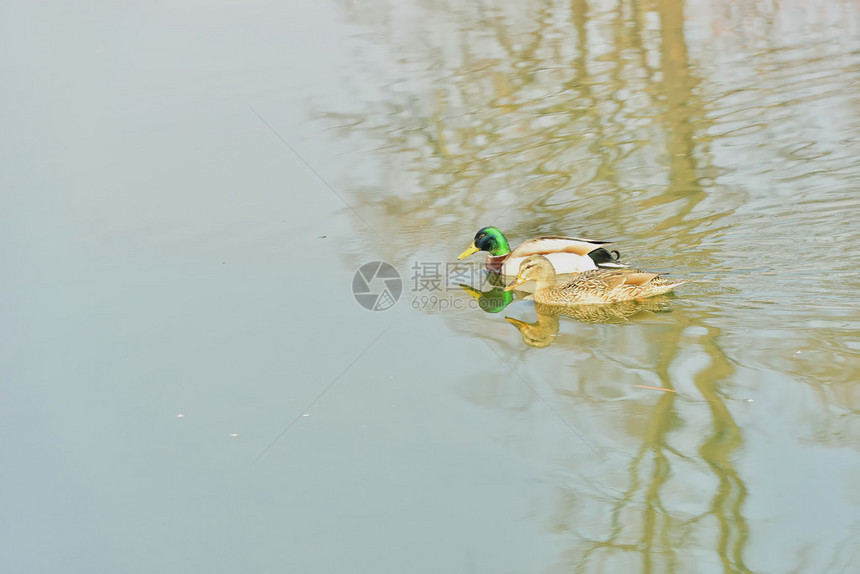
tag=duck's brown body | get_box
[505,255,685,305]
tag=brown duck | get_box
[504,255,686,305]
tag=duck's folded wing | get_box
[509,236,612,258]
[620,272,662,286]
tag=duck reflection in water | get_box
[505,299,674,348]
[459,284,515,314]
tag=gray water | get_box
[2,0,859,572]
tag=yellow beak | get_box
[505,317,529,328]
[504,276,527,292]
[457,242,480,260]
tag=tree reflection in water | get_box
[322,0,859,571]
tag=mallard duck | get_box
[457,226,625,275]
[504,255,685,305]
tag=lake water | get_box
[2,0,859,572]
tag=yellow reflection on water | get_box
[326,0,860,571]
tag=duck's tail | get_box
[590,248,629,269]
[648,277,689,295]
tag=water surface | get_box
[2,0,859,572]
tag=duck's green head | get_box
[457,226,511,259]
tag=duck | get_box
[457,226,625,275]
[504,255,686,305]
